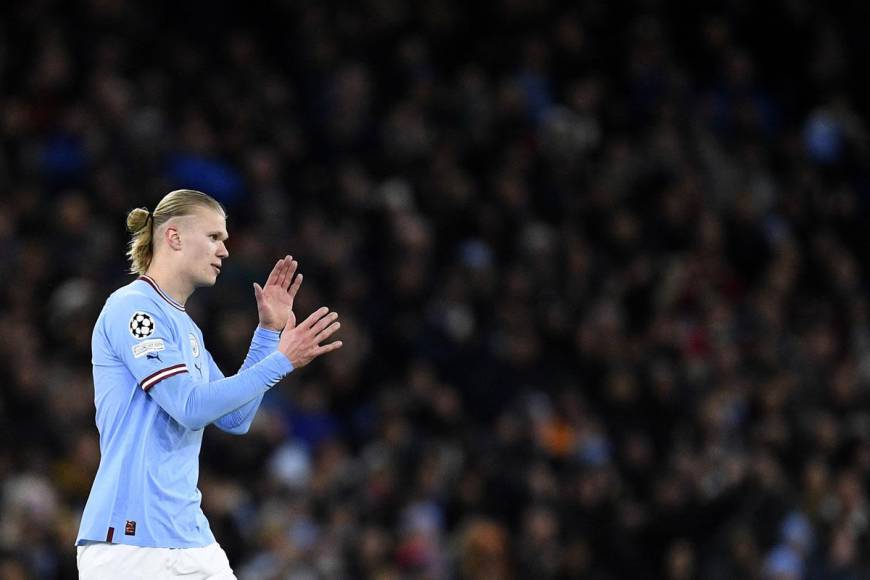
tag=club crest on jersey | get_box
[129,312,156,340]
[189,333,200,358]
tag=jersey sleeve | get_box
[211,326,280,434]
[102,293,294,431]
[147,351,292,430]
[240,326,281,370]
[102,294,189,392]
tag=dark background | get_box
[2,0,870,578]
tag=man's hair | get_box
[126,189,225,275]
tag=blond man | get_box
[76,190,342,579]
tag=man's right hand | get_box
[278,306,342,368]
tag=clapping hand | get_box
[254,256,303,332]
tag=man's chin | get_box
[195,275,219,288]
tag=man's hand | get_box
[254,255,303,332]
[279,306,343,368]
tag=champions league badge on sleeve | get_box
[129,312,156,339]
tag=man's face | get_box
[177,207,229,288]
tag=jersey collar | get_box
[137,275,186,311]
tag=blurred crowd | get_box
[2,0,870,578]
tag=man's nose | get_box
[217,243,229,258]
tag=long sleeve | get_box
[147,351,293,431]
[212,326,281,434]
[103,294,292,433]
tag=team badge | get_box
[189,333,200,358]
[129,312,156,340]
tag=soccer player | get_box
[75,189,342,579]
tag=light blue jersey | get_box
[76,275,293,548]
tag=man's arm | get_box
[211,326,281,434]
[210,256,303,434]
[148,351,292,431]
[148,306,340,429]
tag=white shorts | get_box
[77,541,236,580]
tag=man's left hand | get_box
[254,255,302,332]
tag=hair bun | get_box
[126,207,152,233]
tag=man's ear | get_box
[166,225,183,251]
